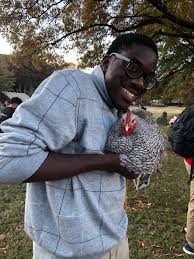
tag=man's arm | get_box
[24,152,136,182]
[0,71,135,184]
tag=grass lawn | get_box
[127,149,190,258]
[0,106,191,258]
[146,106,185,118]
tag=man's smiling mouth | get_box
[122,88,138,102]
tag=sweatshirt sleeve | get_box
[0,70,79,183]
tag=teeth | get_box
[124,88,135,98]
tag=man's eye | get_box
[126,61,143,78]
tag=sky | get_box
[0,34,95,73]
[0,35,13,55]
[0,34,78,64]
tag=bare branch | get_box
[147,0,194,30]
[26,0,39,10]
[152,30,194,40]
[45,18,164,48]
[31,0,70,19]
[162,58,192,80]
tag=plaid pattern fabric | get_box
[0,66,127,258]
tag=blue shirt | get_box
[0,66,127,258]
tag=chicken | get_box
[105,108,165,176]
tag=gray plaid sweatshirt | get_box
[0,66,127,259]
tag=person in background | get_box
[170,88,194,256]
[4,100,9,107]
[183,158,194,256]
[182,88,194,256]
[156,111,168,126]
[0,97,22,123]
[0,101,5,111]
[0,33,158,259]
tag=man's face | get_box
[101,44,158,111]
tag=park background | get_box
[0,0,193,258]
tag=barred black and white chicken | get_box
[105,108,165,176]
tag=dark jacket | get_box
[0,107,15,123]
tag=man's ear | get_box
[100,55,110,73]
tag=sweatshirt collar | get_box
[91,65,114,109]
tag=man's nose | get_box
[129,76,145,93]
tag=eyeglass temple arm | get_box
[110,52,130,62]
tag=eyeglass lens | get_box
[143,76,157,89]
[126,60,143,78]
[126,60,156,89]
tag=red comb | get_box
[122,110,137,136]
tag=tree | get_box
[0,0,193,100]
[0,66,15,91]
[10,50,76,95]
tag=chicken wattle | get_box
[122,110,137,136]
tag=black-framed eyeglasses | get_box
[109,52,158,89]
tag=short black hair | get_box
[106,33,158,57]
[10,97,22,104]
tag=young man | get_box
[0,33,158,259]
[0,97,22,122]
